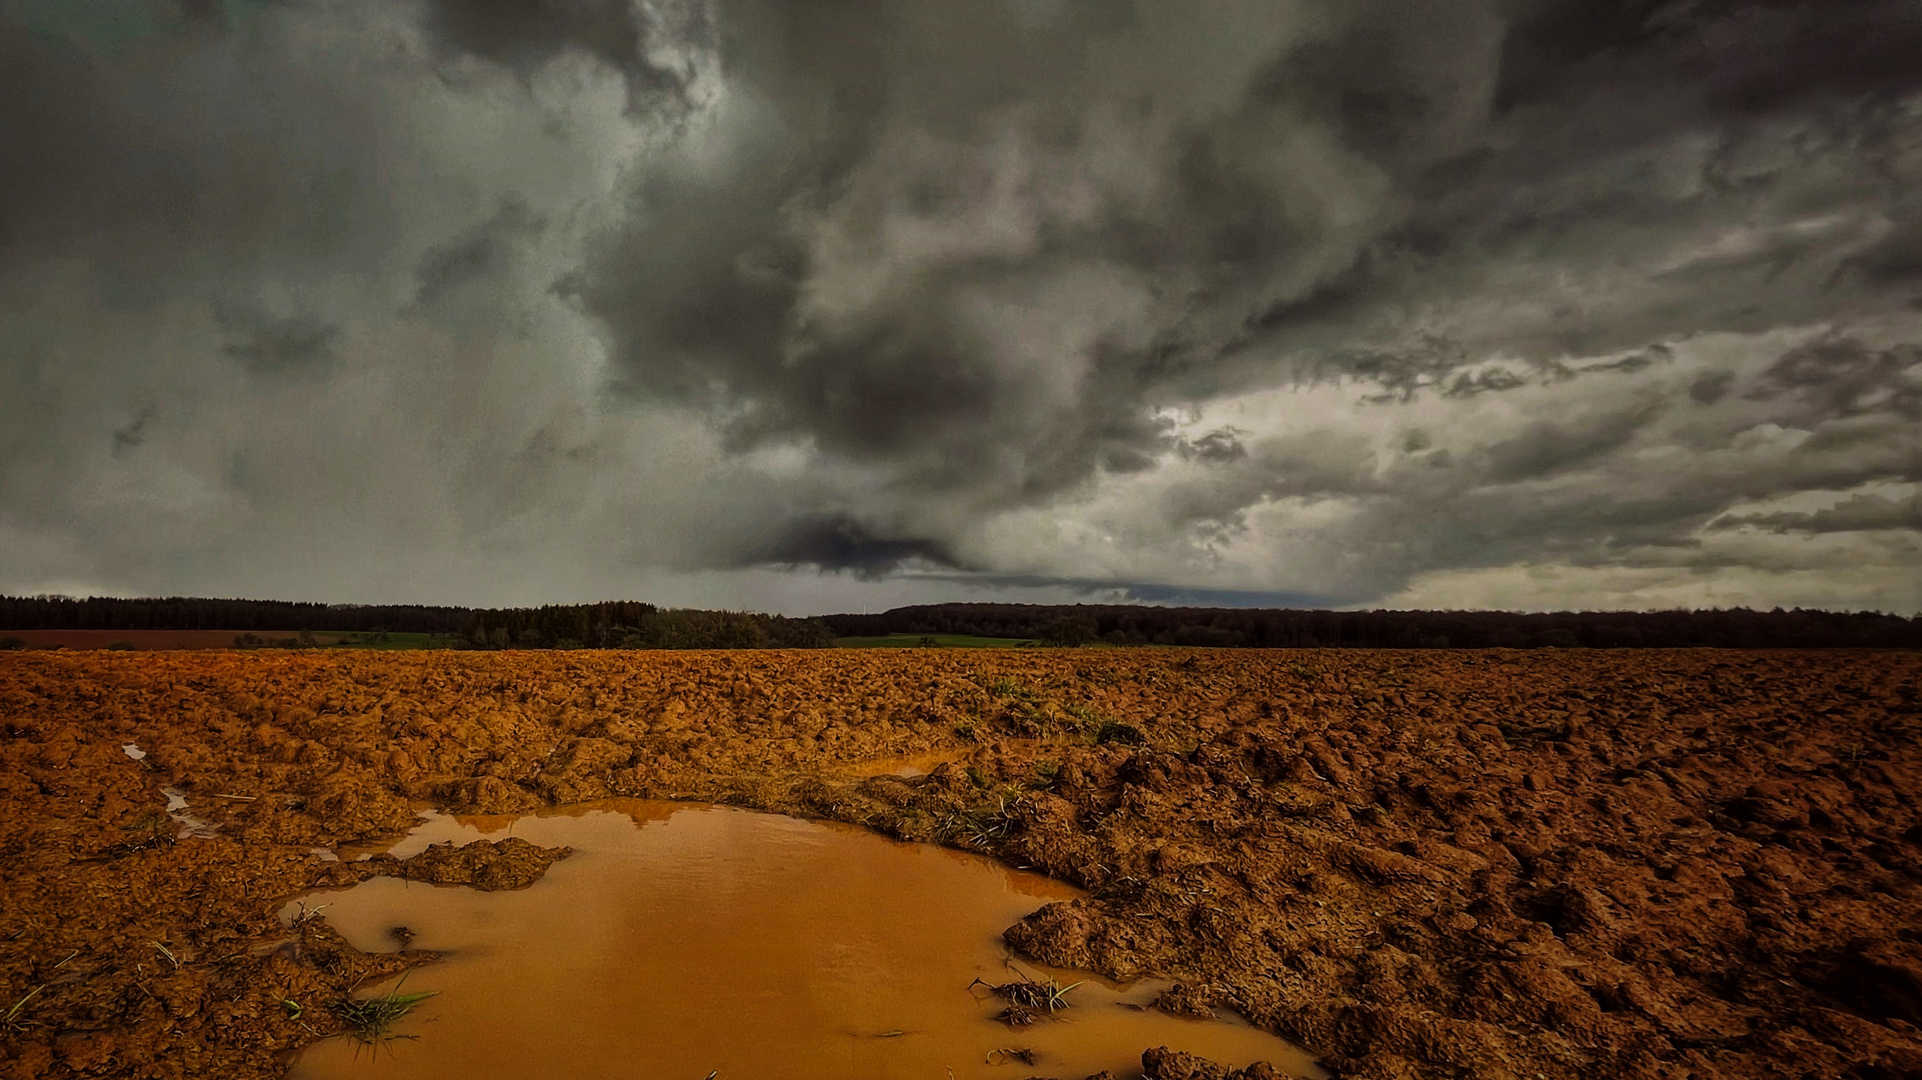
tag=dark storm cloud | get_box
[417,0,709,107]
[1576,346,1669,377]
[921,572,1344,610]
[586,0,1417,494]
[1492,0,1922,114]
[1710,492,1922,535]
[1080,320,1920,605]
[1177,428,1249,464]
[565,0,1922,582]
[1442,366,1529,399]
[111,405,157,456]
[412,197,546,308]
[1843,216,1922,287]
[0,19,133,254]
[218,309,342,374]
[175,1,228,26]
[0,0,417,368]
[1689,370,1737,404]
[3,0,1920,610]
[571,0,1922,561]
[745,514,956,578]
[423,0,642,70]
[1196,0,1922,387]
[1479,398,1667,482]
[1746,337,1922,422]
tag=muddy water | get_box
[288,801,1320,1080]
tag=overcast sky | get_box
[3,0,1919,614]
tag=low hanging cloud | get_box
[0,0,1918,612]
[1711,492,1922,536]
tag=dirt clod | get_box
[1152,983,1217,1020]
[370,837,571,891]
[1142,1046,1285,1080]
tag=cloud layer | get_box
[1,0,1918,612]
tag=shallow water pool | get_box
[287,800,1319,1080]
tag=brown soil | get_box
[315,836,571,892]
[1,648,1918,1079]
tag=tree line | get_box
[0,596,834,650]
[0,595,473,633]
[460,603,833,650]
[819,603,1922,649]
[7,594,1917,650]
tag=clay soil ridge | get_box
[0,649,1918,1079]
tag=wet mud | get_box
[0,648,1918,1079]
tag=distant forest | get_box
[3,595,1917,650]
[0,596,833,650]
[461,604,834,650]
[820,603,1922,649]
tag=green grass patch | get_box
[324,631,465,650]
[834,633,1037,649]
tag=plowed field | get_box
[1,649,1917,1079]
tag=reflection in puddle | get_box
[288,801,1320,1080]
[160,786,217,838]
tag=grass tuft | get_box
[937,787,1027,848]
[333,974,437,1047]
[288,902,330,930]
[970,965,1083,1025]
[1092,719,1145,746]
[111,810,173,855]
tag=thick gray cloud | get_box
[0,0,1918,612]
[414,0,711,110]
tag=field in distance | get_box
[833,632,1037,648]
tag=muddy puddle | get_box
[286,801,1318,1080]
